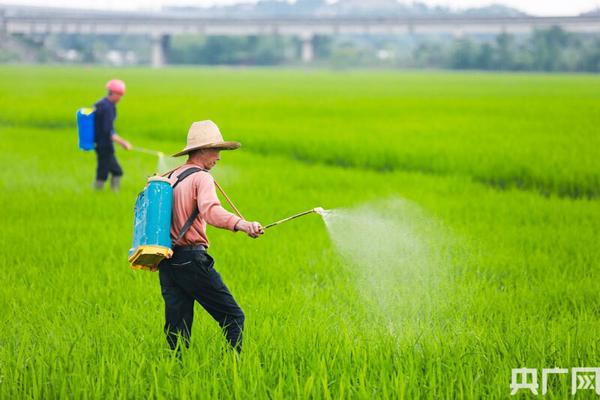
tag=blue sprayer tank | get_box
[76,108,95,151]
[128,177,174,271]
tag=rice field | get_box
[0,66,599,398]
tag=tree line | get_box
[165,27,600,72]
[437,27,600,72]
[2,26,599,72]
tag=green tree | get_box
[476,42,494,70]
[494,33,516,70]
[530,26,571,71]
[581,37,600,72]
[450,38,478,69]
[412,41,447,68]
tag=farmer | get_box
[158,120,263,353]
[93,79,132,191]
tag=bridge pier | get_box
[0,9,6,40]
[151,33,170,68]
[300,33,314,63]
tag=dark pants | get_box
[158,249,245,352]
[95,147,123,181]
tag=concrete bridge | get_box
[1,5,599,66]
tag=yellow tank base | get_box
[129,245,173,272]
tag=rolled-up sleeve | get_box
[196,173,242,231]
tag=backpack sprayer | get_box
[127,146,324,272]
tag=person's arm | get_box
[197,174,263,238]
[112,133,132,150]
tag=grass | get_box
[1,67,599,197]
[0,66,598,398]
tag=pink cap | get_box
[106,79,126,95]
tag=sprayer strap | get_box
[177,209,199,240]
[171,167,207,189]
[169,166,208,240]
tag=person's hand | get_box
[236,220,264,238]
[121,140,133,151]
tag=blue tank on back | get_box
[129,177,174,271]
[76,108,96,151]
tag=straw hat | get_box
[172,120,241,157]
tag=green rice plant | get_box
[0,67,598,398]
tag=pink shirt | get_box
[170,163,242,248]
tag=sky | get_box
[1,0,599,16]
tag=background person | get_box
[93,79,132,191]
[158,120,263,353]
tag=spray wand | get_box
[197,181,324,230]
[131,146,163,157]
[263,207,325,230]
[201,182,324,231]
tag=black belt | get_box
[172,245,206,252]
